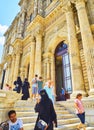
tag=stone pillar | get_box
[51,54,56,94]
[47,0,51,6]
[6,61,11,86]
[87,0,94,24]
[13,53,21,83]
[76,0,94,96]
[34,33,42,76]
[47,61,50,80]
[0,65,3,85]
[28,37,36,83]
[34,0,38,17]
[10,55,16,87]
[65,3,86,97]
[43,62,47,82]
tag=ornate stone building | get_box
[0,0,94,98]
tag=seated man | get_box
[8,110,24,130]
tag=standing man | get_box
[61,88,65,101]
[8,110,23,130]
[32,74,38,100]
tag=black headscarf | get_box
[39,89,49,103]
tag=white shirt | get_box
[8,118,23,130]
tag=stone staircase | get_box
[14,100,94,130]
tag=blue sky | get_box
[0,0,20,62]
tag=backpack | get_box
[0,121,9,130]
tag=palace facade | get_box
[0,0,94,98]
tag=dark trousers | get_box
[77,112,85,124]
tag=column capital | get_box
[30,35,35,42]
[71,0,85,4]
[71,0,86,8]
[14,45,23,55]
[63,1,73,13]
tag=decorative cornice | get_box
[62,1,73,13]
[26,15,44,33]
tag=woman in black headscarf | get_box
[34,89,57,130]
[21,78,30,100]
[13,76,22,93]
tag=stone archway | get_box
[46,35,72,100]
[55,41,72,100]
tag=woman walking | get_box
[34,89,57,130]
[22,78,30,100]
[74,93,86,130]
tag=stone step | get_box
[21,116,79,124]
[57,114,75,119]
[57,118,79,125]
[15,107,35,112]
[14,100,36,107]
[23,122,94,130]
[56,110,70,114]
[71,127,94,130]
[54,123,81,130]
[14,101,93,130]
[54,106,66,111]
[20,116,37,123]
[17,111,37,117]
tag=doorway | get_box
[55,42,72,100]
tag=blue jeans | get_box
[77,112,85,124]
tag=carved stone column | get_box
[47,0,51,6]
[43,62,47,82]
[51,54,56,94]
[47,61,50,80]
[34,0,38,17]
[75,0,94,96]
[0,64,3,85]
[7,60,12,86]
[13,44,22,82]
[13,54,21,82]
[10,55,16,87]
[34,33,42,76]
[28,37,36,83]
[65,3,86,97]
[87,0,94,24]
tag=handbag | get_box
[37,119,47,130]
[0,121,9,130]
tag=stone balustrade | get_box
[0,90,22,123]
